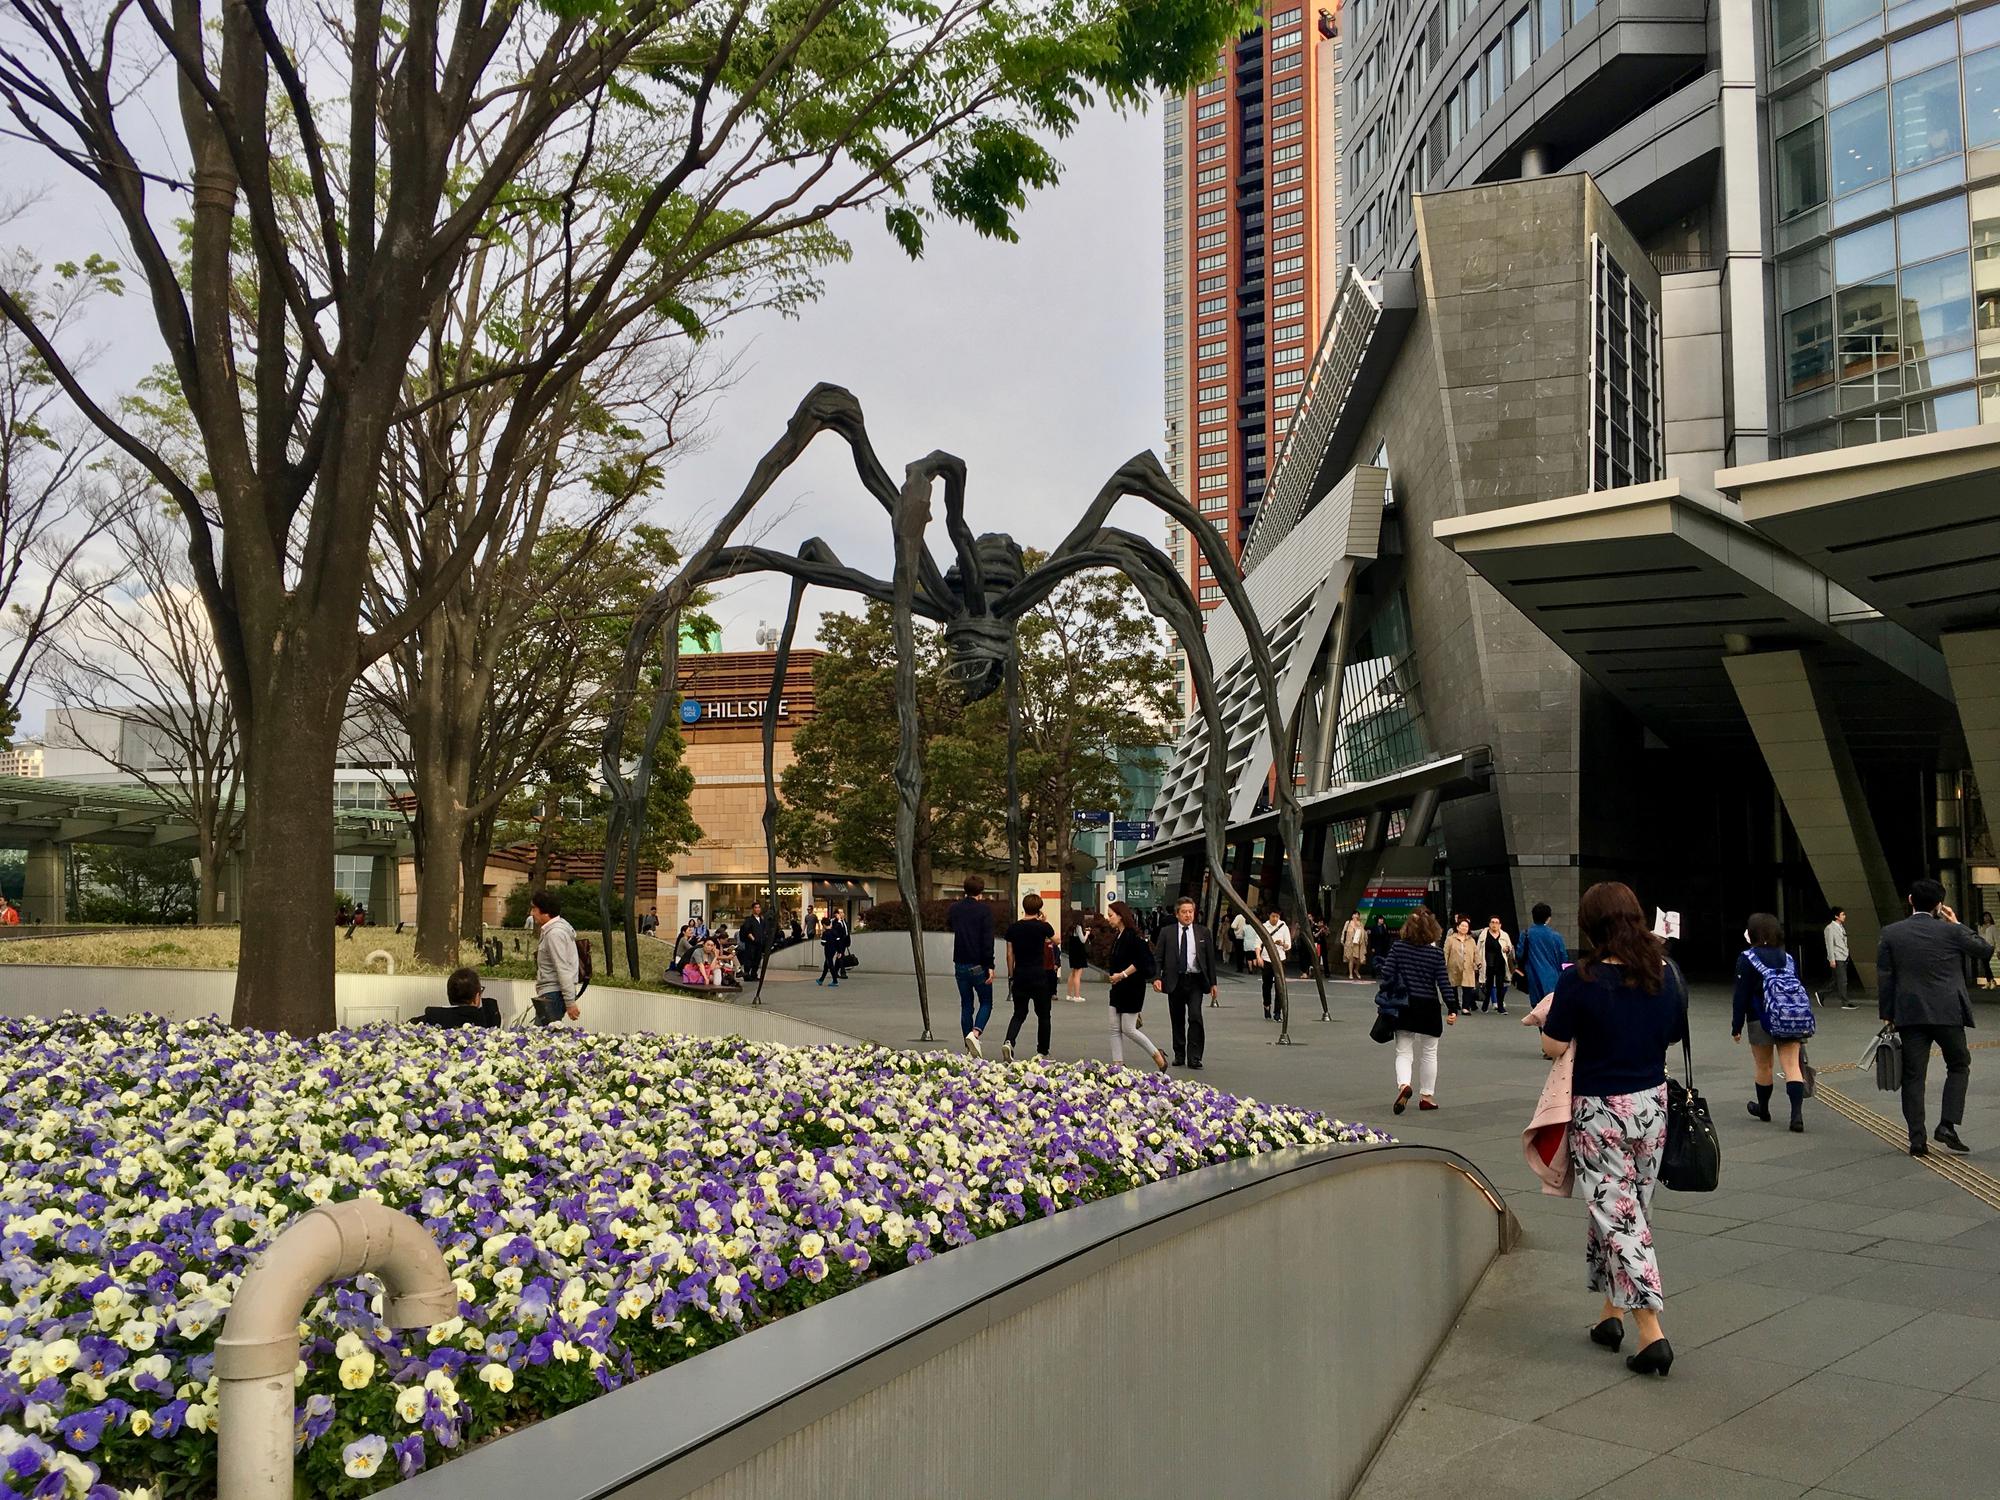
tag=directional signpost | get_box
[1072,809,1111,827]
[1112,820,1157,843]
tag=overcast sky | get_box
[10,98,1169,737]
[646,102,1171,650]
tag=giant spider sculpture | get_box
[597,385,1333,1043]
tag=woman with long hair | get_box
[1378,908,1454,1113]
[1104,900,1168,1071]
[1538,881,1688,1378]
[1734,911,1812,1132]
[1341,911,1368,981]
[1065,911,1091,1002]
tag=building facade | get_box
[1144,0,2000,976]
[0,741,42,778]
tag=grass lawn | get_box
[0,924,687,992]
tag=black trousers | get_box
[1168,977,1206,1063]
[1900,1023,1971,1141]
[819,948,842,982]
[1262,961,1285,1014]
[1005,980,1055,1055]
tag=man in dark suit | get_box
[1879,877,1994,1157]
[1154,894,1218,1069]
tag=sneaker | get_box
[1935,1124,1971,1154]
[1841,1002,1858,1010]
[815,977,824,986]
[1000,1040,1014,1062]
[964,1031,982,1059]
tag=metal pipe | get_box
[215,1200,458,1500]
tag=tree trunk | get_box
[196,824,221,925]
[530,784,558,891]
[233,686,344,1035]
[459,817,492,946]
[413,792,467,966]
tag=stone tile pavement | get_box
[746,952,2000,1498]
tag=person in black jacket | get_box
[1732,911,1809,1133]
[1152,894,1218,1068]
[1105,899,1167,1071]
[420,967,501,1029]
[1379,908,1454,1114]
[1879,877,1994,1156]
[949,875,998,1057]
[815,912,849,987]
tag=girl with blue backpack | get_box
[1732,911,1817,1132]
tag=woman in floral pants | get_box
[1539,882,1688,1378]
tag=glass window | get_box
[1837,278,1901,400]
[1485,38,1506,108]
[1830,90,1890,196]
[1968,43,2000,150]
[1539,0,1562,51]
[1510,10,1534,80]
[1779,246,1833,310]
[1777,118,1828,220]
[1828,50,1884,107]
[1888,21,1955,78]
[1970,8,2000,52]
[1897,197,1967,258]
[1824,0,1879,32]
[1783,298,1837,395]
[1892,63,1961,172]
[1900,251,1973,357]
[1905,388,1978,435]
[1771,0,1819,58]
[1835,220,1896,283]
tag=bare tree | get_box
[0,0,1242,1032]
[45,503,243,920]
[0,246,128,744]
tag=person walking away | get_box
[1242,912,1264,987]
[1104,900,1167,1071]
[528,890,581,1027]
[1824,907,1854,1008]
[1153,895,1218,1069]
[1379,908,1454,1113]
[1260,908,1293,1021]
[1733,912,1817,1132]
[1229,909,1249,973]
[1342,911,1367,980]
[1878,878,1993,1156]
[950,875,997,1057]
[1367,917,1392,972]
[739,902,768,983]
[1539,881,1686,1376]
[1480,916,1517,1013]
[1445,917,1481,1017]
[816,911,849,987]
[1522,902,1568,1005]
[1001,892,1059,1061]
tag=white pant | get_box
[1394,1031,1438,1096]
[1108,1008,1159,1065]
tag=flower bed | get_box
[0,1015,1387,1497]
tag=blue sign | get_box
[1113,820,1158,843]
[1072,809,1111,826]
[680,700,702,724]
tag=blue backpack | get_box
[1746,950,1816,1040]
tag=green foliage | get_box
[73,845,197,925]
[502,880,624,929]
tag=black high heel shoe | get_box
[1589,1317,1624,1351]
[1626,1338,1674,1377]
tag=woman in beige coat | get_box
[1341,912,1368,980]
[1444,916,1482,1017]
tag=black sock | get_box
[1755,1083,1773,1114]
[1786,1080,1805,1121]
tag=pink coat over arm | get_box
[1522,995,1575,1197]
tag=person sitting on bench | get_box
[419,967,501,1028]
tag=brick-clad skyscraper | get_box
[1164,6,1345,638]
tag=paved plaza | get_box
[753,953,2000,1499]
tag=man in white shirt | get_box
[1824,907,1853,1009]
[529,890,581,1026]
[1260,908,1292,1020]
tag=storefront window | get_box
[1777,118,1828,219]
[1830,89,1890,196]
[1891,63,1961,173]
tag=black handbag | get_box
[1660,967,1721,1193]
[1369,1010,1398,1044]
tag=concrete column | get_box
[1722,649,1900,982]
[1520,143,1551,178]
[22,839,66,925]
[1943,632,2000,867]
[368,854,402,928]
[1718,0,1772,461]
